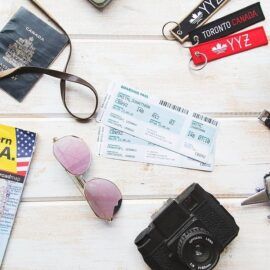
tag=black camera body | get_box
[135,184,239,270]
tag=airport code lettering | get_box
[190,27,268,65]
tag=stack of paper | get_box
[97,82,219,172]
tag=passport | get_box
[0,7,68,101]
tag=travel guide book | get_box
[0,124,37,266]
[0,7,68,101]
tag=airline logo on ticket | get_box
[97,82,219,163]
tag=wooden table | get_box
[1,0,270,269]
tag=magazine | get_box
[0,124,37,266]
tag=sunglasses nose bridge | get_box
[75,175,86,188]
[66,173,86,196]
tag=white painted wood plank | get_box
[0,38,269,115]
[1,0,269,37]
[0,0,270,270]
[2,199,270,270]
[0,1,269,114]
[0,1,268,269]
[0,118,269,200]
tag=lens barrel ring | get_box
[178,227,208,249]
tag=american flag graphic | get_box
[16,128,36,176]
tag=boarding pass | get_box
[98,126,214,171]
[97,82,219,163]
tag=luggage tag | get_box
[98,126,215,172]
[189,2,265,45]
[162,0,230,44]
[189,26,268,70]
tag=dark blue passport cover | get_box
[0,7,68,101]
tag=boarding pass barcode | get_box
[192,113,218,126]
[159,100,189,115]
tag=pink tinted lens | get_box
[84,178,122,221]
[53,136,91,175]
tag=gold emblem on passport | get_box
[3,37,36,67]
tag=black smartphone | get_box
[88,0,113,9]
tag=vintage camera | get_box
[135,183,239,270]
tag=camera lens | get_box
[192,243,210,263]
[177,227,220,270]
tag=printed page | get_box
[97,82,219,163]
[0,124,36,266]
[98,126,214,171]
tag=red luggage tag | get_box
[190,26,268,67]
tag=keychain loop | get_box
[182,35,199,48]
[189,52,208,71]
[162,21,179,41]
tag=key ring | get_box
[162,21,179,41]
[189,51,208,71]
[182,35,200,48]
[162,22,199,48]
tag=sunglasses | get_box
[53,136,122,221]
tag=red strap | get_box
[190,26,268,65]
